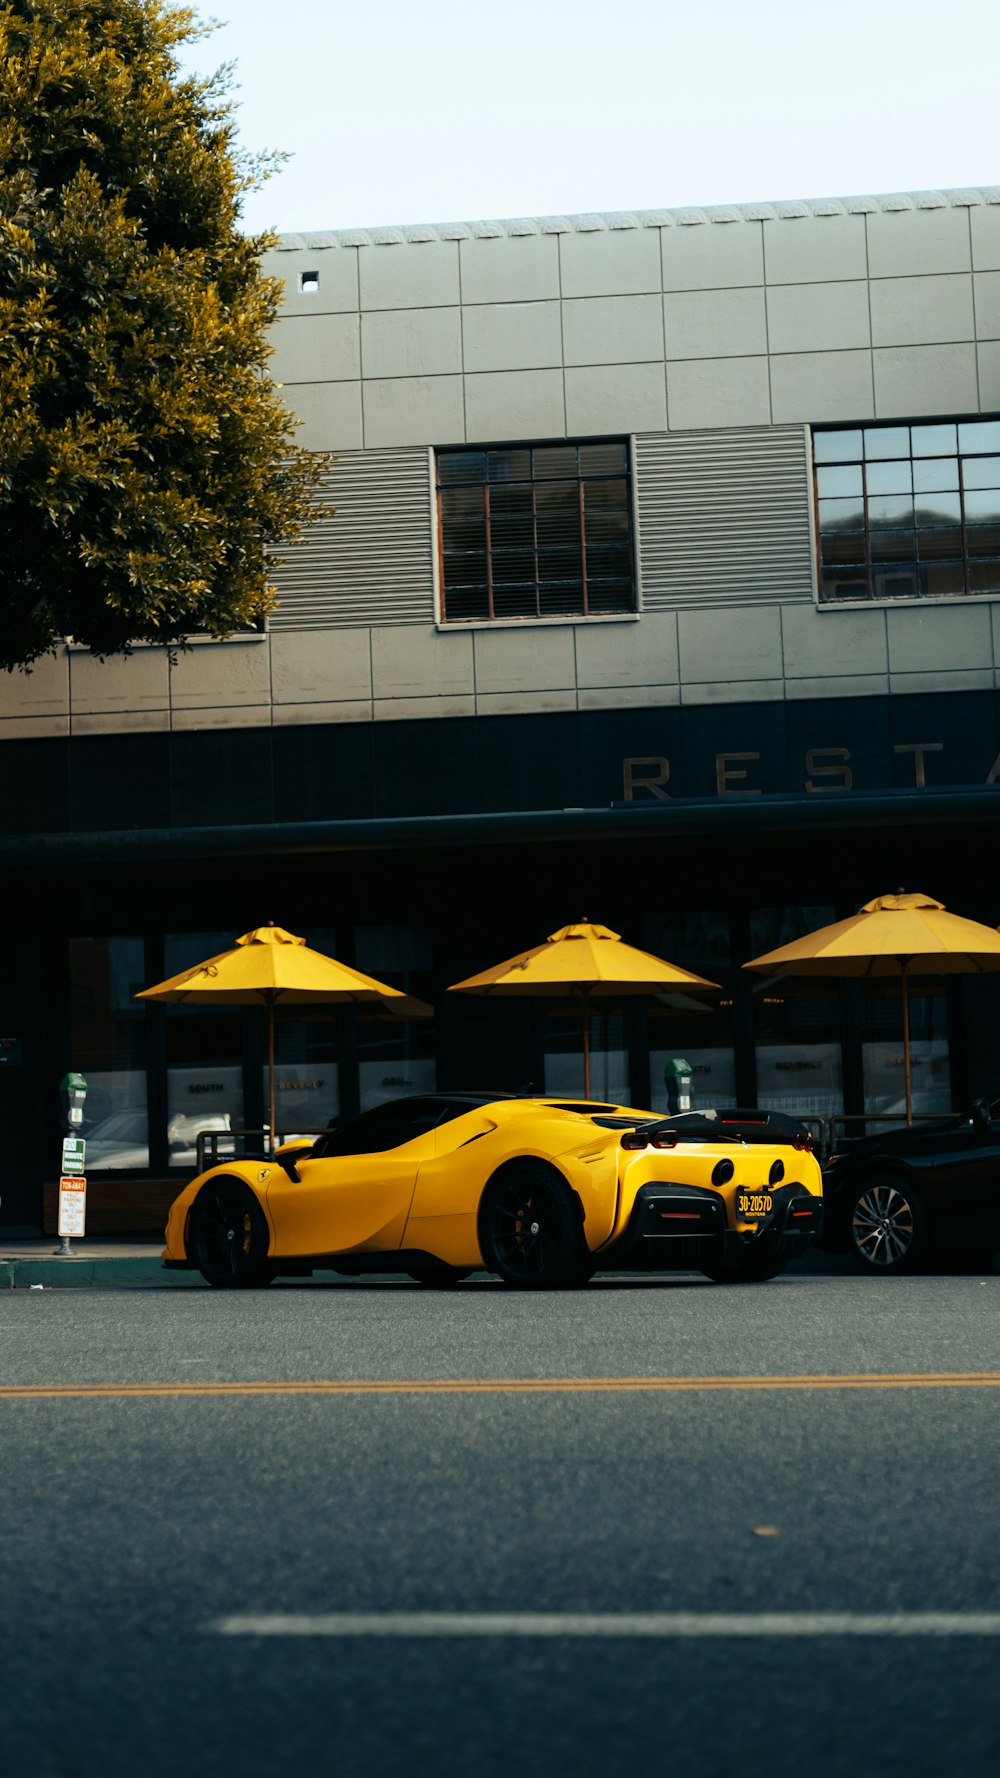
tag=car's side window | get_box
[313,1098,455,1158]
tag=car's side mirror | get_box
[276,1152,303,1183]
[274,1136,315,1173]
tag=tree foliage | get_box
[0,0,320,668]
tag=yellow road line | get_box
[0,1372,999,1400]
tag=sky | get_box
[176,0,1000,237]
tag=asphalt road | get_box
[1,1269,998,1778]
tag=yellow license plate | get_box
[737,1192,773,1219]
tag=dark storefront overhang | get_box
[0,783,997,872]
[3,686,1000,861]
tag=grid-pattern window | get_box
[814,419,1000,602]
[436,439,634,621]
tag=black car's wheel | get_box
[700,1255,785,1285]
[479,1166,592,1289]
[407,1266,473,1288]
[189,1179,274,1289]
[848,1176,927,1274]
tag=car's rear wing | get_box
[592,1107,814,1149]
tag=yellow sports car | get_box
[164,1093,822,1289]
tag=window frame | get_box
[812,415,1000,606]
[434,435,638,626]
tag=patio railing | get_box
[805,1111,953,1163]
[195,1128,328,1173]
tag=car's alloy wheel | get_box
[189,1179,274,1289]
[479,1167,591,1289]
[849,1178,926,1273]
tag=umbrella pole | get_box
[267,999,276,1157]
[900,965,913,1127]
[583,1010,591,1101]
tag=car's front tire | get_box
[479,1165,592,1289]
[188,1179,274,1289]
[848,1175,927,1274]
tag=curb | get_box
[2,1257,201,1289]
[1,1252,857,1288]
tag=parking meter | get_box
[59,1071,88,1132]
[663,1057,693,1114]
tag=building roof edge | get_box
[270,186,1000,250]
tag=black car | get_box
[819,1096,1000,1273]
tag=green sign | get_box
[61,1137,86,1175]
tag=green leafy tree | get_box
[0,0,320,668]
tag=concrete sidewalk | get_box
[0,1239,196,1289]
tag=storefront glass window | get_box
[644,911,736,1112]
[69,937,148,1170]
[264,928,341,1139]
[862,981,951,1126]
[164,933,245,1166]
[543,1010,630,1103]
[355,925,436,1112]
[269,1020,340,1139]
[749,907,844,1122]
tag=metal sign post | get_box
[56,1175,87,1253]
[54,1135,87,1256]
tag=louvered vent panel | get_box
[635,426,815,607]
[268,448,435,628]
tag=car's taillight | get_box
[793,1130,814,1152]
[622,1128,678,1152]
[711,1158,735,1186]
[769,1159,785,1185]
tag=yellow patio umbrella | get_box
[136,924,410,1153]
[742,892,1000,1125]
[448,921,720,1100]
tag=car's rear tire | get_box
[700,1254,785,1285]
[848,1175,927,1274]
[407,1266,472,1288]
[479,1165,592,1289]
[189,1179,274,1289]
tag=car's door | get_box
[265,1100,445,1256]
[405,1107,502,1219]
[925,1103,1000,1238]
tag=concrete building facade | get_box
[2,187,1000,1230]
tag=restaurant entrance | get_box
[1,786,997,1232]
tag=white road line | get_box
[211,1613,1000,1638]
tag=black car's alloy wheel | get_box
[189,1179,274,1289]
[479,1167,592,1289]
[849,1177,926,1273]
